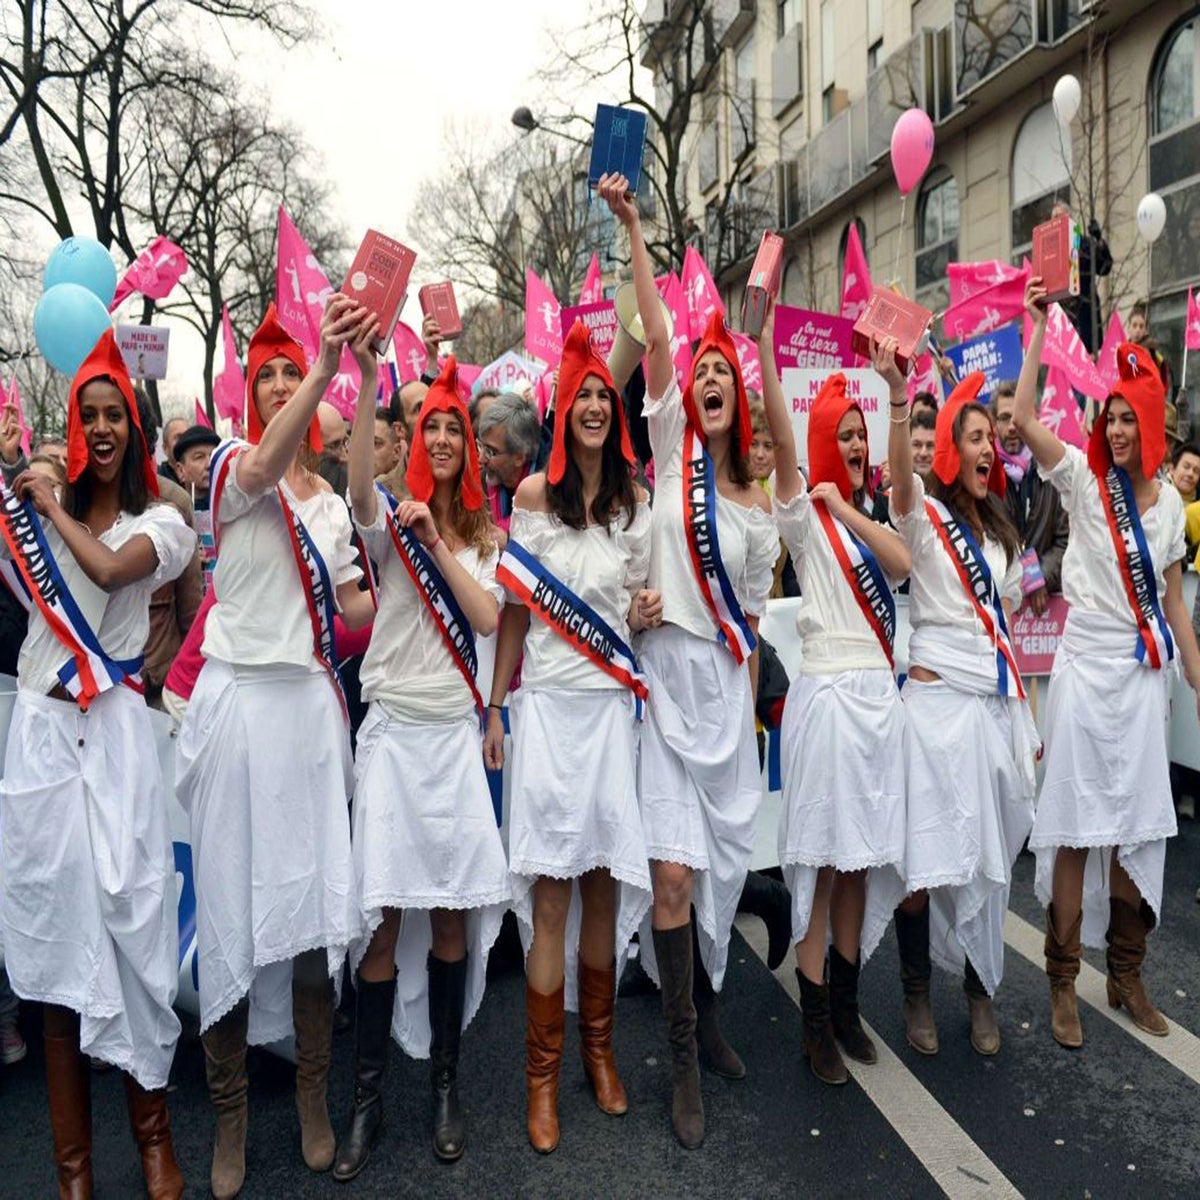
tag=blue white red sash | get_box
[370,484,484,714]
[497,538,648,718]
[0,475,143,707]
[924,497,1026,699]
[681,425,757,664]
[1096,466,1174,669]
[813,500,895,667]
[210,439,347,719]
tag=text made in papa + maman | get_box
[792,380,880,415]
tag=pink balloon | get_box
[890,108,935,197]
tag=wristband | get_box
[487,702,504,711]
[888,399,909,409]
[425,534,441,553]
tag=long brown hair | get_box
[546,388,638,531]
[380,448,497,558]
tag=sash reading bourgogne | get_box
[1097,465,1174,669]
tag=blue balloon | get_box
[43,236,118,308]
[34,284,113,376]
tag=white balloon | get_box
[1136,192,1167,244]
[1052,74,1082,125]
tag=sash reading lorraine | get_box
[0,474,144,708]
[924,497,1026,700]
[497,538,648,719]
[210,440,347,720]
[681,425,757,663]
[1096,466,1174,669]
[813,500,896,666]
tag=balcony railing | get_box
[954,0,1032,98]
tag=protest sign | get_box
[115,323,170,380]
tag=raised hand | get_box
[809,480,853,521]
[395,498,439,548]
[350,312,382,380]
[1025,276,1049,327]
[597,172,638,228]
[317,293,367,374]
[870,334,906,392]
[0,402,23,466]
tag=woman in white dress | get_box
[601,175,779,1149]
[757,307,909,1085]
[881,336,1039,1057]
[0,330,194,1199]
[175,298,376,1198]
[483,318,657,1154]
[1016,281,1200,1046]
[335,356,510,1173]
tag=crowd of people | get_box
[1,173,1199,1200]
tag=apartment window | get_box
[915,170,959,316]
[731,36,756,162]
[821,1,835,90]
[867,0,883,72]
[1010,101,1070,261]
[776,0,800,39]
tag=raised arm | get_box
[877,336,915,517]
[1013,279,1066,472]
[757,298,802,502]
[347,318,382,528]
[598,172,673,399]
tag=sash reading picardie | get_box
[813,500,896,667]
[497,538,649,719]
[1096,466,1174,669]
[210,439,347,720]
[0,474,144,708]
[681,425,757,664]
[924,496,1026,699]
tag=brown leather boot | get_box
[652,924,704,1150]
[525,980,565,1153]
[1044,905,1083,1049]
[203,1000,249,1200]
[829,945,877,1065]
[292,955,337,1171]
[894,904,938,1055]
[796,968,848,1085]
[964,959,1000,1056]
[123,1076,184,1200]
[577,960,627,1116]
[43,1005,93,1200]
[1106,897,1168,1037]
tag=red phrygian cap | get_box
[405,355,484,510]
[244,303,323,453]
[682,310,753,454]
[807,372,870,501]
[1087,341,1166,481]
[932,371,1006,499]
[548,319,637,485]
[66,327,158,497]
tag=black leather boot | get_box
[428,953,467,1162]
[332,976,396,1182]
[829,945,877,1064]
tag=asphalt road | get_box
[3,821,1200,1199]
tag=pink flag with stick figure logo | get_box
[213,304,245,423]
[1096,310,1127,391]
[110,236,188,311]
[681,246,720,341]
[392,322,428,384]
[660,271,694,381]
[947,259,1025,308]
[1039,366,1087,448]
[579,254,603,304]
[525,269,562,364]
[731,334,761,392]
[840,223,872,323]
[1040,302,1108,401]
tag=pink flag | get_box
[212,304,246,423]
[4,377,31,456]
[1096,310,1127,391]
[947,259,1025,308]
[660,271,694,382]
[906,351,942,404]
[110,236,188,311]
[1187,286,1200,352]
[1040,367,1087,448]
[731,334,762,393]
[194,399,213,430]
[681,246,720,341]
[525,269,563,364]
[392,322,428,384]
[579,254,603,304]
[1041,302,1108,401]
[457,364,482,398]
[942,264,1032,341]
[840,223,872,323]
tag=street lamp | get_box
[510,107,591,149]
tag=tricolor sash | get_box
[1096,466,1174,669]
[497,538,649,718]
[210,439,347,718]
[924,497,1026,699]
[813,500,896,667]
[0,475,144,707]
[371,484,484,714]
[681,425,757,663]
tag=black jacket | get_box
[1003,467,1069,593]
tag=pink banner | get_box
[111,236,188,311]
[525,269,562,364]
[392,321,427,384]
[1096,310,1126,391]
[839,223,872,323]
[660,271,694,382]
[1009,594,1070,675]
[1039,365,1087,448]
[212,304,245,423]
[732,334,762,393]
[579,253,603,304]
[907,351,943,403]
[194,398,213,430]
[943,263,1032,341]
[1040,303,1108,402]
[561,301,619,358]
[772,305,855,371]
[1188,286,1200,352]
[948,259,1025,308]
[681,245,720,342]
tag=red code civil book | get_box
[418,281,463,341]
[342,230,416,354]
[740,232,783,338]
[1031,213,1080,306]
[850,288,933,375]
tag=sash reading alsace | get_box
[1097,465,1174,669]
[925,497,1026,700]
[813,500,895,666]
[211,440,348,719]
[0,475,144,708]
[681,425,757,664]
[497,539,648,719]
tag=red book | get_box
[342,230,416,354]
[418,281,463,341]
[1032,214,1080,305]
[740,232,783,338]
[851,288,933,375]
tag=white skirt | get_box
[349,703,510,1057]
[891,678,1035,995]
[778,669,907,959]
[0,688,180,1088]
[636,623,761,992]
[508,687,651,1013]
[176,659,358,1042]
[1030,649,1176,948]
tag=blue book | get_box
[588,104,648,195]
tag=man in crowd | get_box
[33,435,68,473]
[173,424,221,590]
[160,416,189,485]
[872,408,937,525]
[373,407,403,478]
[1171,442,1200,505]
[317,401,350,494]
[477,392,541,533]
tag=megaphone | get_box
[607,281,674,393]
